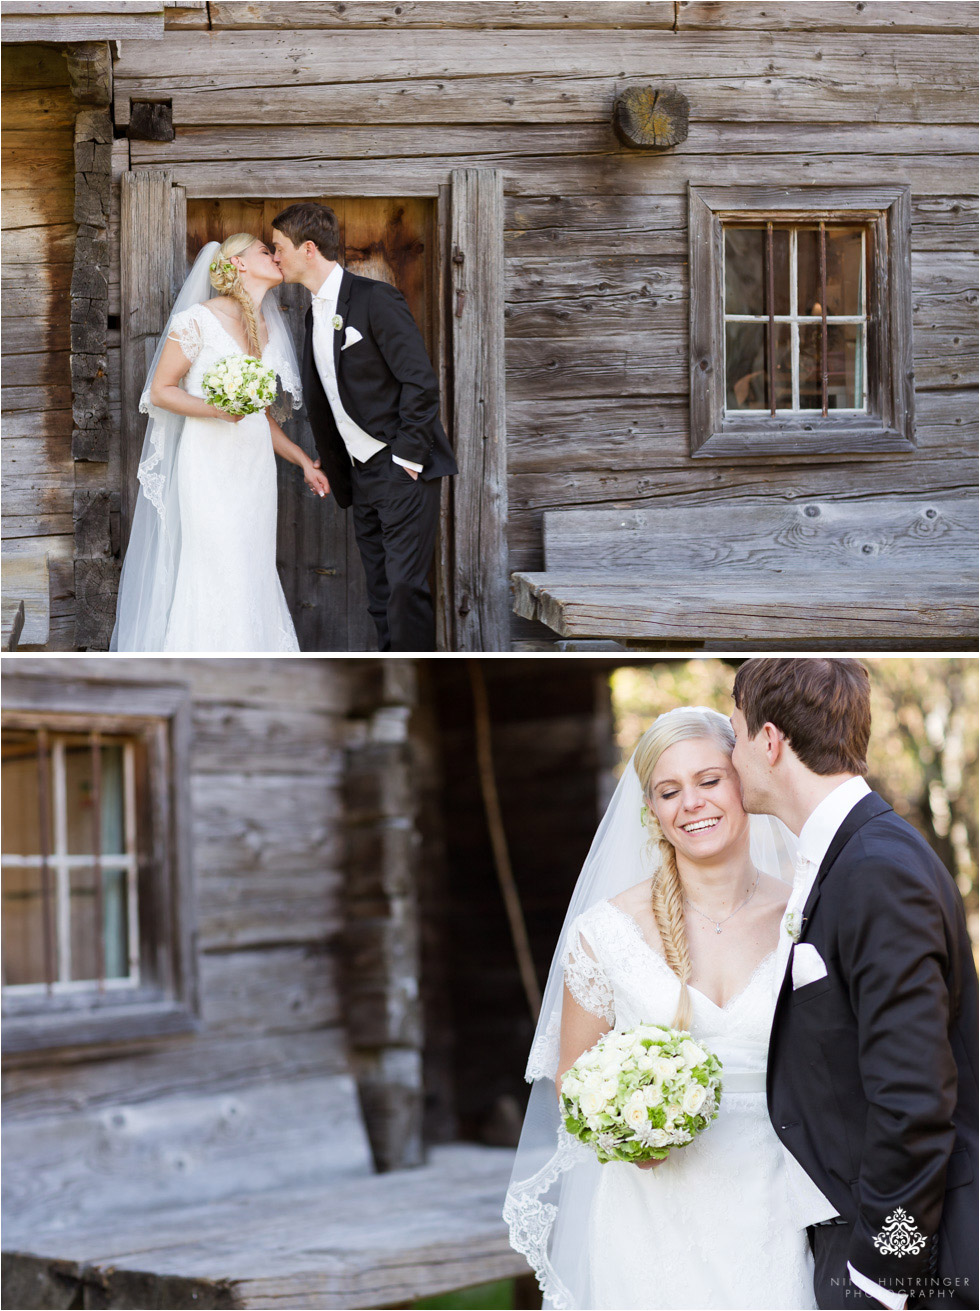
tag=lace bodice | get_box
[165,302,299,402]
[564,900,779,1073]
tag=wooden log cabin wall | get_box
[0,653,621,1305]
[1,1,977,650]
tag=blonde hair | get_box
[633,708,735,1032]
[208,233,262,358]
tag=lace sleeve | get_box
[167,306,204,362]
[562,918,615,1025]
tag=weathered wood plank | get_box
[197,868,344,952]
[506,194,980,257]
[1,598,26,651]
[0,2,165,44]
[1,1077,371,1243]
[511,570,978,641]
[7,1143,523,1311]
[541,498,978,572]
[208,1,675,29]
[192,772,344,875]
[676,2,979,33]
[506,387,979,475]
[1,1026,349,1120]
[451,168,509,652]
[505,254,686,337]
[199,945,342,1035]
[506,335,687,400]
[155,152,975,200]
[110,29,978,91]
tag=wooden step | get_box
[512,568,979,645]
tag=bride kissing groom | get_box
[271,203,457,653]
[506,658,977,1311]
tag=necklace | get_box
[684,871,760,935]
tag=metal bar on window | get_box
[90,733,105,991]
[819,221,829,416]
[35,729,56,992]
[766,222,776,416]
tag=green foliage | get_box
[413,1278,518,1310]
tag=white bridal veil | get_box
[503,710,799,1310]
[110,241,303,652]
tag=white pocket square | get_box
[342,326,363,350]
[791,942,828,989]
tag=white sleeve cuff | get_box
[392,454,423,473]
[846,1263,906,1310]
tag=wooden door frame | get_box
[119,166,508,652]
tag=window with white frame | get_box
[688,184,914,458]
[2,730,140,994]
[1,678,197,1054]
[723,223,868,415]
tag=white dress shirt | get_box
[311,264,423,473]
[779,776,904,1310]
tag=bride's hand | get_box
[634,1158,666,1171]
[303,459,330,498]
[210,404,245,424]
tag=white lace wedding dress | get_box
[156,303,299,651]
[557,899,816,1310]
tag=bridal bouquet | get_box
[202,355,277,416]
[560,1024,722,1164]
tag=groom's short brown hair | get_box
[272,202,340,260]
[732,658,870,776]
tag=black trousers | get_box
[350,449,441,652]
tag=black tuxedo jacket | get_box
[301,269,457,509]
[767,792,978,1306]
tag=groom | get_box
[271,202,457,651]
[731,659,978,1311]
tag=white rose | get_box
[646,1127,670,1147]
[625,1100,648,1130]
[680,1040,704,1068]
[580,1090,603,1117]
[682,1084,707,1115]
[665,1103,681,1124]
[637,1055,653,1071]
[654,1057,675,1080]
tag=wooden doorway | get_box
[184,196,440,651]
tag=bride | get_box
[505,707,817,1310]
[111,233,330,651]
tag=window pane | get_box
[726,321,767,408]
[1,866,50,985]
[799,323,864,409]
[726,322,792,410]
[798,226,864,317]
[1,732,45,856]
[64,740,126,857]
[724,227,790,316]
[70,865,130,981]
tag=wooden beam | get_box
[0,2,165,43]
[118,169,185,551]
[450,168,509,652]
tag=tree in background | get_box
[609,659,978,947]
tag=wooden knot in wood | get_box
[614,86,689,151]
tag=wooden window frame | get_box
[689,184,914,458]
[2,677,198,1055]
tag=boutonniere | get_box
[784,911,806,942]
[331,314,343,331]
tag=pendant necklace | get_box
[684,870,760,934]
